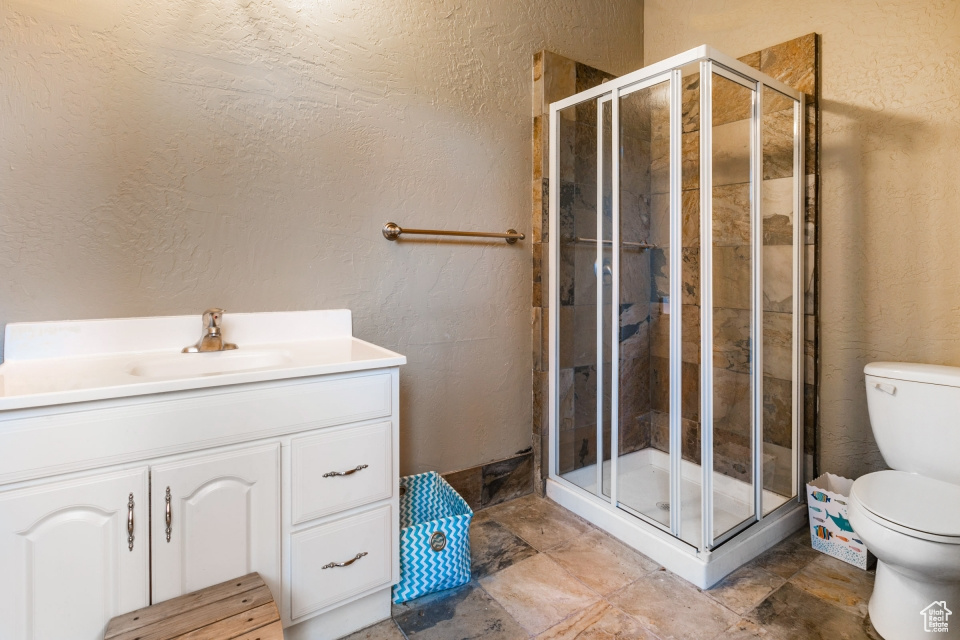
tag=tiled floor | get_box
[343,494,881,640]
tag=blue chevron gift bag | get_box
[392,471,473,603]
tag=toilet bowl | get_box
[854,363,960,640]
[848,471,960,639]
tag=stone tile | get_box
[532,179,546,243]
[393,581,528,640]
[609,570,740,640]
[533,369,548,435]
[443,466,483,511]
[763,311,793,382]
[805,174,816,245]
[760,33,817,98]
[558,239,575,305]
[547,528,659,595]
[533,114,544,181]
[713,72,754,128]
[713,366,752,436]
[682,247,700,305]
[341,619,406,640]
[789,554,875,617]
[705,565,785,615]
[762,177,795,246]
[648,189,699,248]
[739,51,761,70]
[573,364,597,430]
[558,425,575,474]
[713,245,752,310]
[544,51,577,108]
[763,244,793,312]
[805,314,815,385]
[682,130,700,191]
[558,305,574,369]
[574,123,599,186]
[619,302,651,360]
[470,519,538,580]
[558,367,575,432]
[681,72,700,134]
[620,250,651,306]
[619,411,651,455]
[712,118,751,187]
[619,355,650,426]
[751,538,820,579]
[535,601,659,639]
[480,554,601,635]
[482,453,533,508]
[713,307,751,374]
[764,375,793,449]
[574,242,597,305]
[713,182,751,246]
[532,307,543,374]
[743,582,874,640]
[762,108,795,181]
[573,306,597,367]
[484,494,592,552]
[804,383,816,456]
[573,425,597,469]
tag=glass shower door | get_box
[614,77,674,528]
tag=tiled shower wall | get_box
[532,35,819,494]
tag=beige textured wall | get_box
[644,0,960,479]
[0,0,644,475]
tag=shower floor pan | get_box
[549,448,805,588]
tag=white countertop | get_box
[0,310,406,411]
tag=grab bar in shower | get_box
[572,237,656,249]
[382,222,524,244]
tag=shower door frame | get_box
[547,45,806,584]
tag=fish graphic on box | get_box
[806,472,875,570]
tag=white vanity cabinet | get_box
[150,442,281,604]
[0,310,406,640]
[0,468,151,640]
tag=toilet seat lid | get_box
[852,470,960,538]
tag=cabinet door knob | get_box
[127,493,135,552]
[321,551,367,569]
[322,464,369,478]
[165,487,172,543]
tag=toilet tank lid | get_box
[865,362,960,387]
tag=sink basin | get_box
[129,350,292,379]
[0,310,406,410]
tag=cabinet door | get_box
[151,442,280,604]
[0,467,150,640]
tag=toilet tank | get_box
[864,362,960,485]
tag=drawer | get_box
[291,421,392,524]
[290,505,393,619]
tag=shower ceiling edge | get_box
[546,45,807,589]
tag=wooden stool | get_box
[104,573,283,640]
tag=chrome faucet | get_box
[182,308,238,353]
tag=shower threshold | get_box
[547,448,806,588]
[560,448,789,549]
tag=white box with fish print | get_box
[806,473,875,570]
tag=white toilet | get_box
[849,362,960,640]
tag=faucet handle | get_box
[202,308,225,331]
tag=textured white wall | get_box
[645,0,960,479]
[0,0,644,474]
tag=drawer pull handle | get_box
[323,464,368,478]
[127,493,135,552]
[165,487,172,543]
[322,552,368,569]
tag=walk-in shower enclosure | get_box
[547,46,806,587]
